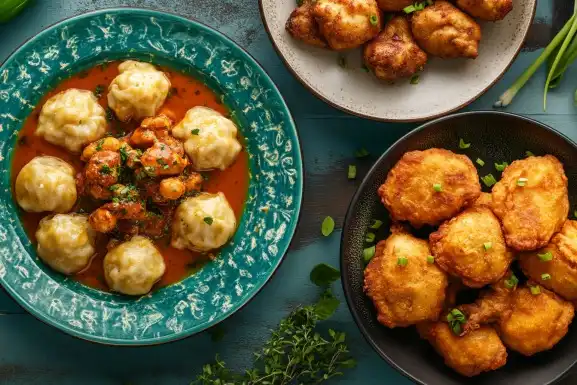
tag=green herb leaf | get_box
[94,84,105,98]
[321,216,335,237]
[446,308,466,335]
[494,161,508,172]
[347,164,357,180]
[410,74,420,85]
[100,164,112,175]
[403,4,416,13]
[538,251,553,262]
[363,245,376,264]
[105,107,115,121]
[310,263,340,287]
[354,148,370,158]
[203,217,214,225]
[481,173,497,187]
[459,138,471,149]
[526,150,535,157]
[504,273,519,289]
[314,290,340,320]
[191,128,200,135]
[530,285,541,295]
[476,158,485,167]
[369,219,383,229]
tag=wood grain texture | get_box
[0,0,576,384]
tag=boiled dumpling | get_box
[15,156,77,213]
[171,106,242,171]
[36,88,107,153]
[171,192,237,252]
[103,235,166,295]
[107,60,171,122]
[36,214,96,274]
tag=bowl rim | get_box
[339,111,577,384]
[258,1,538,123]
[0,6,305,346]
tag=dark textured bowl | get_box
[340,111,577,385]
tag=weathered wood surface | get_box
[0,0,575,384]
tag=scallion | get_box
[347,165,357,180]
[483,242,492,251]
[363,245,376,264]
[494,162,508,172]
[433,183,442,192]
[541,273,552,280]
[369,14,378,26]
[369,219,383,229]
[538,251,553,262]
[481,174,497,187]
[517,177,528,187]
[530,285,541,295]
[458,138,471,149]
[410,74,420,85]
[321,216,335,237]
[427,255,435,264]
[397,256,408,266]
[504,273,519,289]
[365,232,375,243]
[526,151,535,157]
[476,158,485,167]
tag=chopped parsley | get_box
[94,84,105,98]
[100,164,112,175]
[105,107,115,121]
[204,217,214,225]
[191,129,200,135]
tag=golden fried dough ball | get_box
[364,226,448,328]
[498,286,574,356]
[430,207,513,288]
[312,0,382,50]
[471,192,493,209]
[456,0,513,21]
[376,0,413,11]
[286,0,327,48]
[417,322,507,377]
[363,16,427,81]
[520,220,577,301]
[411,1,481,59]
[378,148,481,228]
[492,155,569,251]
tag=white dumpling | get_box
[103,235,166,295]
[107,60,171,122]
[36,214,96,274]
[171,192,237,252]
[15,156,77,213]
[171,106,242,171]
[36,88,107,153]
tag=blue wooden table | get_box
[0,1,575,384]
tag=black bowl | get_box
[340,111,577,385]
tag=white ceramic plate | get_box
[259,1,536,122]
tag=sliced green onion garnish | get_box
[458,138,471,149]
[541,273,551,280]
[427,255,435,264]
[517,177,528,187]
[321,216,335,236]
[433,183,442,192]
[574,210,577,218]
[355,148,370,158]
[410,74,420,85]
[530,285,541,295]
[397,256,408,266]
[347,165,357,180]
[403,4,416,13]
[526,151,534,157]
[447,308,466,335]
[476,158,485,166]
[203,217,214,225]
[369,14,378,26]
[483,242,492,251]
[504,273,519,289]
[494,162,508,172]
[481,174,497,187]
[363,245,376,263]
[369,219,383,229]
[538,251,553,262]
[365,232,375,243]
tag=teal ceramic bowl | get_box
[0,8,303,345]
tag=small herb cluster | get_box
[193,264,355,385]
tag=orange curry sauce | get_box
[11,61,249,291]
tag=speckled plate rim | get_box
[258,2,537,123]
[339,111,577,384]
[0,7,304,346]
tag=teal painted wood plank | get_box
[0,0,576,384]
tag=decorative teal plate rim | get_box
[0,7,303,345]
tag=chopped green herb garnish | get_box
[310,263,340,286]
[458,138,471,149]
[476,158,485,166]
[354,148,370,158]
[105,107,114,121]
[504,273,519,289]
[321,216,335,237]
[427,255,435,264]
[191,129,200,135]
[369,14,378,26]
[516,177,528,187]
[433,183,442,192]
[483,242,492,251]
[369,219,383,229]
[119,145,129,163]
[410,74,420,85]
[95,140,103,151]
[204,217,214,225]
[363,245,376,264]
[530,285,541,295]
[365,232,375,243]
[403,4,416,13]
[347,165,357,180]
[100,164,112,175]
[538,251,553,262]
[494,162,508,172]
[541,273,552,280]
[94,84,105,98]
[481,174,497,187]
[397,257,408,267]
[447,309,466,335]
[526,151,534,157]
